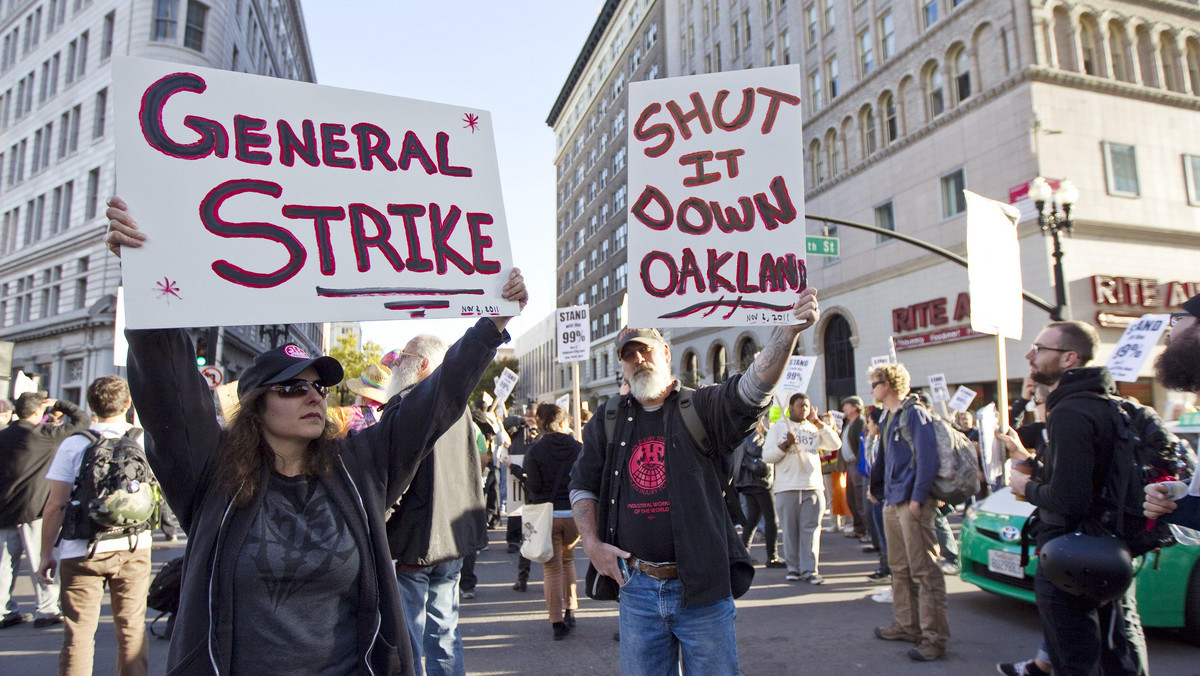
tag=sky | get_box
[299,1,601,352]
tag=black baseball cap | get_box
[616,327,666,357]
[238,343,343,398]
[1183,294,1200,320]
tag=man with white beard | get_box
[384,335,487,676]
[571,287,820,675]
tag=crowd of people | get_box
[0,193,1196,676]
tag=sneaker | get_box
[512,580,527,592]
[785,572,801,582]
[874,623,917,642]
[0,613,31,629]
[867,569,890,581]
[862,545,881,553]
[941,561,960,576]
[870,588,894,604]
[460,590,476,600]
[842,526,857,535]
[807,573,825,585]
[997,659,1050,676]
[33,614,64,628]
[860,535,874,544]
[506,543,520,554]
[765,558,787,569]
[909,641,944,662]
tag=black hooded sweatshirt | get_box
[1025,366,1119,547]
[523,432,581,510]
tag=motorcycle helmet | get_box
[1038,532,1134,602]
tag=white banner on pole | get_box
[965,191,1023,339]
[948,386,978,413]
[556,393,571,410]
[556,305,590,363]
[976,403,1001,483]
[626,66,807,327]
[493,368,519,405]
[113,56,518,328]
[1106,314,1170,383]
[928,373,951,402]
[779,355,818,394]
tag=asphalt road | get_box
[3,518,1198,675]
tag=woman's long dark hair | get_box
[217,386,341,507]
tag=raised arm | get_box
[736,287,819,407]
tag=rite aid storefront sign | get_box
[1092,276,1200,328]
[891,292,986,351]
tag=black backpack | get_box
[60,429,159,555]
[1078,394,1193,557]
[147,556,184,639]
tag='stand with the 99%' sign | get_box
[557,305,590,364]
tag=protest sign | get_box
[556,393,571,410]
[493,367,519,405]
[948,386,978,413]
[870,355,891,368]
[557,305,590,363]
[1106,314,1169,382]
[779,355,817,393]
[828,411,845,434]
[966,191,1023,340]
[113,56,518,328]
[928,373,950,402]
[626,66,806,327]
[976,403,1000,483]
[888,336,898,364]
[12,371,39,398]
[113,287,128,367]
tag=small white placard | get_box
[556,393,571,410]
[556,305,590,363]
[780,355,818,393]
[870,355,891,368]
[948,386,978,413]
[928,373,950,403]
[828,410,845,434]
[493,367,519,405]
[1106,314,1170,383]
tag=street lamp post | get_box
[1027,177,1079,321]
[259,324,290,349]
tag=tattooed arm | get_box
[737,287,820,407]
[574,498,631,584]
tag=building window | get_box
[1184,155,1200,206]
[615,263,627,290]
[85,168,100,219]
[883,93,898,143]
[826,57,838,99]
[152,0,178,41]
[711,345,728,382]
[804,4,817,47]
[822,0,834,33]
[781,32,790,65]
[861,106,876,156]
[940,168,966,218]
[101,11,115,60]
[184,2,208,51]
[808,70,822,112]
[1103,142,1139,197]
[826,131,839,176]
[858,29,873,75]
[92,88,106,139]
[810,139,823,185]
[874,200,895,243]
[614,222,627,250]
[922,0,938,30]
[879,11,894,60]
[926,63,945,118]
[953,48,971,102]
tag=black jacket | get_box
[523,432,581,510]
[0,401,89,528]
[126,319,504,676]
[570,377,762,609]
[1025,367,1118,547]
[387,405,487,567]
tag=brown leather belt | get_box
[633,558,678,580]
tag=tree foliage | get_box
[471,357,519,409]
[328,335,383,405]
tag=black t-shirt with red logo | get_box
[616,407,676,563]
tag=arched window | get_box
[1109,21,1131,82]
[953,47,971,102]
[860,106,876,157]
[711,345,728,383]
[737,337,757,373]
[882,92,898,143]
[1079,16,1104,76]
[1052,8,1077,72]
[1136,25,1158,86]
[1161,34,1182,92]
[811,139,824,184]
[826,130,840,176]
[682,351,700,388]
[1187,39,1200,94]
[926,62,945,118]
[823,315,856,410]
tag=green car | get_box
[960,486,1200,644]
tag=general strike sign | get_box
[113,57,518,328]
[626,66,806,327]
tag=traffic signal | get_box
[196,337,209,366]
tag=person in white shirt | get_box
[37,376,151,676]
[763,393,841,585]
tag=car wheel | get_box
[1182,561,1200,646]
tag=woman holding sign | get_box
[104,196,527,676]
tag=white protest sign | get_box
[481,391,493,408]
[1106,314,1170,383]
[870,355,891,368]
[113,286,128,367]
[966,191,1023,339]
[12,371,39,398]
[556,393,571,410]
[928,373,951,402]
[113,56,518,328]
[626,66,807,327]
[493,367,519,405]
[976,403,1001,484]
[828,410,845,434]
[948,386,978,413]
[779,355,817,393]
[888,336,898,364]
[556,305,590,363]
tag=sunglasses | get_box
[870,381,884,389]
[268,379,329,398]
[1170,312,1191,328]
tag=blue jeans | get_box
[397,558,466,676]
[618,569,738,676]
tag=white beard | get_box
[389,358,422,395]
[629,363,673,402]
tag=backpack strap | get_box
[676,387,712,455]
